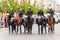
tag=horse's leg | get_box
[9,24,10,33]
[12,25,13,34]
[48,25,51,33]
[53,24,55,32]
[28,26,29,34]
[38,25,40,34]
[14,25,16,32]
[24,26,25,33]
[20,25,21,34]
[51,25,53,32]
[29,26,32,34]
[30,26,32,34]
[24,26,26,34]
[41,25,43,34]
[44,25,47,33]
[17,25,18,34]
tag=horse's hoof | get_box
[20,32,22,34]
[28,31,32,34]
[38,32,40,34]
[41,32,43,34]
[12,32,13,34]
[48,32,50,34]
[45,32,47,34]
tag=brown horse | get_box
[13,16,22,34]
[48,15,54,33]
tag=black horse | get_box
[36,16,47,34]
[22,15,34,34]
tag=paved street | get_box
[0,23,60,40]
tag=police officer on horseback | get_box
[38,9,44,16]
[27,7,33,17]
[48,8,54,15]
[19,9,24,18]
[37,8,47,34]
[26,7,33,34]
[9,8,14,17]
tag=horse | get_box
[7,15,22,34]
[7,15,12,33]
[13,16,22,34]
[36,16,47,34]
[22,17,28,33]
[22,15,34,34]
[48,15,54,33]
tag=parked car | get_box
[55,12,60,22]
[44,13,50,19]
[53,15,58,23]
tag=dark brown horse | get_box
[12,17,22,34]
[26,16,34,34]
[7,15,22,34]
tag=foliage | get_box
[0,0,50,14]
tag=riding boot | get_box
[51,27,53,32]
[12,26,13,34]
[29,26,32,34]
[53,25,55,32]
[48,27,50,33]
[28,26,29,34]
[45,25,47,34]
[14,25,16,30]
[17,26,18,34]
[24,27,26,34]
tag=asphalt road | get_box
[0,23,60,40]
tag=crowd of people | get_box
[3,7,55,34]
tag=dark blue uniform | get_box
[19,10,23,18]
[48,9,54,15]
[9,10,14,17]
[27,9,33,17]
[38,9,44,16]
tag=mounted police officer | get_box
[48,8,54,15]
[27,7,33,17]
[42,16,47,33]
[37,8,47,34]
[26,7,33,34]
[38,9,44,16]
[19,9,24,18]
[9,8,14,17]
